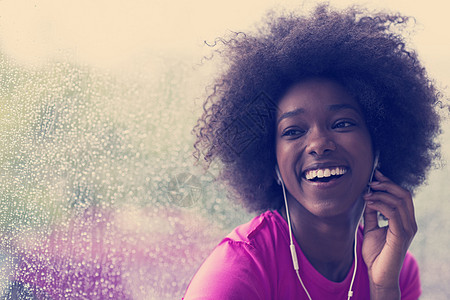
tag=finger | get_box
[364,191,411,221]
[364,192,416,236]
[367,201,410,243]
[363,204,379,234]
[366,200,416,245]
[373,169,390,182]
[371,170,409,197]
[369,179,409,199]
[370,170,416,222]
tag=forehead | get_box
[277,78,361,114]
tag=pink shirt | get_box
[183,210,421,299]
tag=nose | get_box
[305,127,336,156]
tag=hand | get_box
[362,170,417,299]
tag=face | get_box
[276,78,373,217]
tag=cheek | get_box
[339,132,373,164]
[276,139,301,163]
[344,128,372,151]
[359,132,373,157]
[275,143,290,169]
[275,137,287,159]
[275,140,303,180]
[350,133,373,175]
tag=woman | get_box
[184,4,441,299]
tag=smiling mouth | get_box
[303,167,348,183]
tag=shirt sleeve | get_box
[399,252,421,300]
[183,238,270,300]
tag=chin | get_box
[303,195,362,219]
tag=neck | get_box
[280,196,364,282]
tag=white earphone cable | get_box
[347,201,365,300]
[280,178,313,300]
[278,167,361,300]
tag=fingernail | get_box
[369,181,380,186]
[367,201,375,205]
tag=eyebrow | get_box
[328,103,360,113]
[276,108,305,126]
[276,103,361,126]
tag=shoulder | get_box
[183,210,287,300]
[399,251,421,300]
[226,210,285,245]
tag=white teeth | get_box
[304,167,347,180]
[317,169,324,178]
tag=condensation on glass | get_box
[0,53,250,299]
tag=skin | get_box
[275,78,417,299]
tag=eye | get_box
[333,120,355,129]
[281,128,306,138]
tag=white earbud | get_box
[275,165,283,185]
[367,151,380,193]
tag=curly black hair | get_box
[193,4,442,212]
